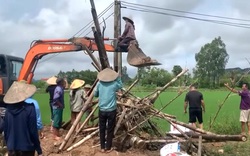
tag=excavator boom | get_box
[18,37,116,83]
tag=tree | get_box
[121,66,131,83]
[194,36,229,88]
[172,65,183,86]
[33,80,46,89]
[172,65,182,76]
[140,67,172,87]
[57,69,97,85]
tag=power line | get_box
[72,2,114,37]
[41,3,115,64]
[121,4,250,29]
[121,1,250,23]
[84,12,114,36]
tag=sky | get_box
[0,0,250,80]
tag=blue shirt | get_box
[94,77,123,112]
[25,98,43,130]
[53,85,64,109]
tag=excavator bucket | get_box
[127,40,161,67]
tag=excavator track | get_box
[127,40,161,67]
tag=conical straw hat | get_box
[84,84,91,89]
[70,79,85,89]
[46,76,57,85]
[97,68,119,82]
[3,81,37,104]
[122,16,134,24]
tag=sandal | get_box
[100,149,105,153]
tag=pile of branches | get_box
[56,69,246,155]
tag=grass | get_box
[34,90,241,134]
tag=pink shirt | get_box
[121,22,136,39]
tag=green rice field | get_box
[33,90,241,133]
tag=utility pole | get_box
[114,0,122,74]
[90,0,110,69]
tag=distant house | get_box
[40,78,48,82]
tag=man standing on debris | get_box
[117,16,136,51]
[224,82,250,135]
[184,84,205,129]
[3,81,42,156]
[52,78,66,140]
[94,68,123,153]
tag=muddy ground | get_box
[41,126,159,156]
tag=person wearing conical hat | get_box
[51,78,66,140]
[45,76,57,128]
[3,81,43,156]
[117,16,136,51]
[69,79,85,129]
[94,68,123,153]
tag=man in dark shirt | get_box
[224,82,250,135]
[184,84,205,129]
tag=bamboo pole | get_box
[81,127,98,133]
[66,129,99,151]
[75,104,98,137]
[169,121,198,153]
[144,139,187,144]
[161,114,216,135]
[117,101,150,109]
[82,45,102,70]
[166,133,247,142]
[198,136,202,156]
[114,107,127,135]
[144,69,188,99]
[122,79,139,96]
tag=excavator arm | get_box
[18,36,161,83]
[18,37,115,83]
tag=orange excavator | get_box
[0,37,160,105]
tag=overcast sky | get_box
[0,0,250,80]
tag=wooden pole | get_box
[114,0,122,73]
[166,133,247,142]
[90,0,110,69]
[82,45,102,70]
[74,104,98,137]
[122,79,139,97]
[66,130,99,151]
[148,69,189,103]
[198,136,202,156]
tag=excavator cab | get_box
[0,54,23,105]
[117,40,161,67]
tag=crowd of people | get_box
[0,67,122,155]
